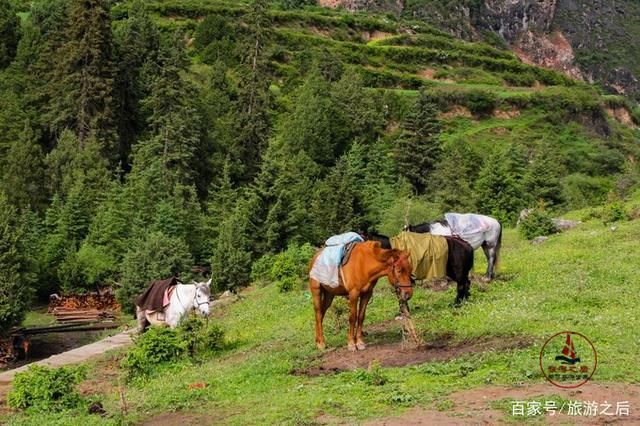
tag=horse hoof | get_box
[348,343,357,352]
[356,342,366,351]
[316,342,326,350]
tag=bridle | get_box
[390,256,413,291]
[175,284,210,311]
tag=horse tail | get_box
[494,222,503,270]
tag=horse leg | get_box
[355,289,373,351]
[135,306,149,334]
[347,292,359,352]
[454,278,465,307]
[482,242,495,280]
[310,279,326,350]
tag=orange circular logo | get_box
[539,331,597,388]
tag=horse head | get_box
[386,250,413,302]
[193,281,212,317]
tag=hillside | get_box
[321,0,640,101]
[4,197,640,424]
[0,0,639,353]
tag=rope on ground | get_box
[399,301,424,349]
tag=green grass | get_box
[5,211,640,425]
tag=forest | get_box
[1,0,639,335]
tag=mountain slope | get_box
[321,0,640,101]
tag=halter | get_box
[390,256,413,290]
[175,285,210,311]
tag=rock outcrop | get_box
[319,0,640,100]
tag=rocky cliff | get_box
[320,0,640,100]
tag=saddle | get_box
[309,232,364,288]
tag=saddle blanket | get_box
[390,232,448,280]
[430,213,496,249]
[309,232,364,288]
[135,276,179,312]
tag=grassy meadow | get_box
[5,201,640,425]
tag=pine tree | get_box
[0,192,33,335]
[2,121,45,211]
[524,142,565,207]
[280,72,335,166]
[395,92,442,194]
[113,0,160,168]
[433,141,479,212]
[137,33,202,188]
[475,144,527,224]
[45,0,116,151]
[209,201,253,292]
[0,0,19,68]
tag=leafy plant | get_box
[8,365,87,412]
[518,209,558,240]
[121,327,189,379]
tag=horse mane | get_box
[361,240,403,263]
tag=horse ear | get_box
[206,278,212,287]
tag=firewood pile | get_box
[48,292,120,324]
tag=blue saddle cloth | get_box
[309,232,364,288]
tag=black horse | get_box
[366,232,474,305]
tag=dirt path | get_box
[367,383,640,425]
[0,329,133,392]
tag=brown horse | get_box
[309,241,413,351]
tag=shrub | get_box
[465,89,497,116]
[250,253,275,286]
[58,243,117,293]
[121,327,189,379]
[353,361,387,386]
[8,365,86,412]
[602,202,628,224]
[177,315,226,358]
[519,209,558,240]
[270,243,315,292]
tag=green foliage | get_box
[44,0,116,148]
[0,192,33,335]
[271,243,315,292]
[518,209,558,240]
[122,318,226,379]
[178,316,226,358]
[57,243,117,293]
[602,202,628,224]
[117,232,193,313]
[210,196,255,292]
[7,365,86,412]
[249,243,314,291]
[121,327,189,379]
[395,91,442,194]
[0,0,20,67]
[282,0,316,9]
[475,144,527,224]
[353,361,388,386]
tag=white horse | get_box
[136,279,211,332]
[405,213,502,279]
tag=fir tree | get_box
[395,92,442,194]
[113,0,160,169]
[524,142,565,207]
[0,0,19,68]
[2,121,45,211]
[45,0,116,150]
[475,144,527,224]
[137,33,202,188]
[0,192,34,335]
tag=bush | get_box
[250,253,274,286]
[58,243,117,293]
[249,243,315,292]
[121,327,189,379]
[8,365,86,412]
[519,209,558,239]
[465,89,497,116]
[117,232,193,314]
[602,202,628,224]
[177,315,226,359]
